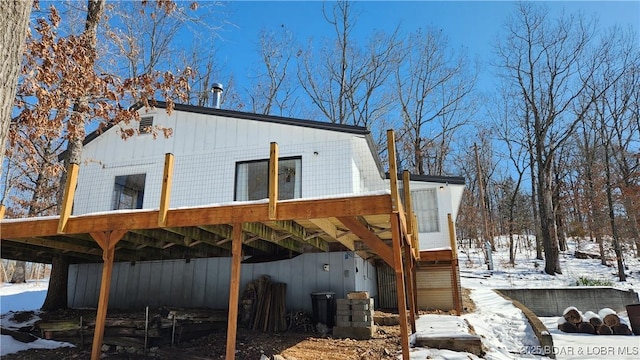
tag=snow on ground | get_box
[1,238,639,359]
[0,279,74,356]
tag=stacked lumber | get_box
[252,280,287,332]
[34,308,228,347]
[558,307,633,335]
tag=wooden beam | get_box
[387,130,399,212]
[58,163,79,233]
[269,142,278,220]
[242,222,302,253]
[265,220,329,251]
[309,218,355,250]
[447,213,458,260]
[336,216,394,266]
[158,153,175,227]
[402,171,413,233]
[6,236,100,255]
[391,213,410,360]
[226,223,243,359]
[448,213,462,315]
[0,204,5,220]
[89,230,126,360]
[404,241,417,333]
[0,194,394,238]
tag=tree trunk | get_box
[10,261,26,283]
[41,256,69,311]
[0,1,32,173]
[46,0,106,311]
[603,142,626,281]
[538,160,561,275]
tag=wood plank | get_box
[419,249,453,262]
[404,242,417,333]
[336,216,393,266]
[308,218,355,250]
[90,230,126,360]
[269,142,278,220]
[58,163,79,233]
[387,130,399,212]
[391,213,410,360]
[158,153,174,227]
[447,214,458,260]
[1,195,393,238]
[264,220,328,251]
[0,205,5,220]
[226,223,243,359]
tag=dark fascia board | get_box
[150,101,370,135]
[58,101,372,161]
[386,172,466,185]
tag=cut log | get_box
[612,324,632,335]
[597,324,613,335]
[167,309,228,322]
[583,311,603,327]
[558,321,578,333]
[577,322,596,334]
[563,307,583,324]
[574,250,600,259]
[598,308,620,327]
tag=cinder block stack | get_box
[332,291,377,340]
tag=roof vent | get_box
[211,83,224,109]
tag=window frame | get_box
[234,156,302,201]
[112,173,146,210]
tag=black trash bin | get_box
[310,292,336,327]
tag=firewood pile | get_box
[558,307,633,335]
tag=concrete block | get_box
[351,320,375,328]
[350,314,369,322]
[336,309,351,316]
[336,298,352,307]
[349,299,374,306]
[333,325,376,340]
[336,315,351,327]
[350,303,371,311]
[347,291,369,299]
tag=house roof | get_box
[387,173,466,185]
[78,101,371,149]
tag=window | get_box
[112,174,146,210]
[411,188,439,232]
[235,157,301,201]
[139,116,153,134]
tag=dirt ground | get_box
[2,290,474,360]
[2,317,403,360]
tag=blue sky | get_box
[214,1,640,92]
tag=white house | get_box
[64,101,465,312]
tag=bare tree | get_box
[495,3,602,274]
[0,1,32,174]
[247,26,300,116]
[395,27,477,176]
[297,0,401,133]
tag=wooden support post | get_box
[0,204,5,219]
[403,242,417,332]
[225,223,243,359]
[386,130,399,211]
[448,213,462,315]
[402,170,419,259]
[58,163,79,233]
[268,142,279,220]
[391,213,410,360]
[89,230,127,360]
[158,153,175,227]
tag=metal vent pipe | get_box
[211,83,224,109]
